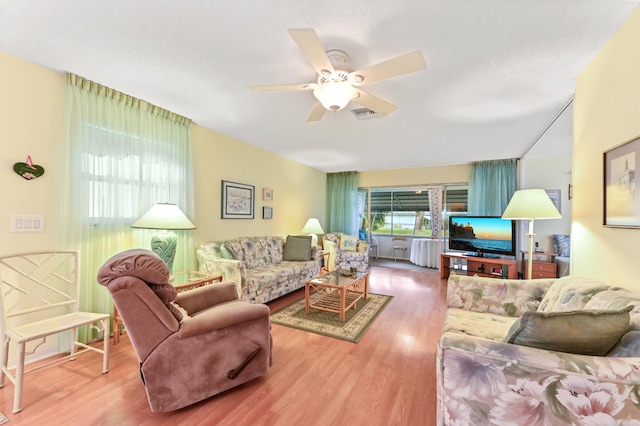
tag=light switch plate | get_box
[10,215,45,232]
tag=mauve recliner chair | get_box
[97,249,272,412]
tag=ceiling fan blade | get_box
[353,89,397,115]
[350,51,426,85]
[306,101,327,122]
[248,83,314,92]
[288,29,335,76]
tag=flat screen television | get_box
[448,215,516,257]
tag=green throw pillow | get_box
[283,235,312,261]
[503,307,632,356]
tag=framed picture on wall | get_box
[263,206,273,219]
[262,187,273,201]
[221,180,254,219]
[603,136,640,228]
[545,189,561,213]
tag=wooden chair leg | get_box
[102,319,110,373]
[113,316,122,345]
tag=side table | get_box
[112,270,222,344]
[520,250,558,279]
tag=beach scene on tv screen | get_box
[450,217,513,252]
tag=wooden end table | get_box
[305,270,369,322]
[113,270,222,344]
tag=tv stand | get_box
[440,253,517,279]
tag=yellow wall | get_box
[192,125,326,245]
[359,164,469,188]
[0,51,326,260]
[573,9,640,288]
[0,52,66,257]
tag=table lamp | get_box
[301,218,324,246]
[502,189,561,279]
[132,203,196,274]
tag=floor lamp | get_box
[502,189,561,279]
[132,203,196,274]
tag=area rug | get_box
[270,292,393,343]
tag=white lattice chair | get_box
[0,251,110,413]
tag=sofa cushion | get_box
[443,308,518,341]
[504,307,632,356]
[584,289,640,330]
[607,331,640,357]
[283,235,312,261]
[537,276,611,313]
[339,234,358,251]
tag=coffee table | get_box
[305,270,369,322]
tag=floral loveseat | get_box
[196,236,321,304]
[322,232,369,272]
[437,274,640,425]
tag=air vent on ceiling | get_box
[352,107,381,121]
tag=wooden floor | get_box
[0,266,447,426]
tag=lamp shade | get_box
[313,82,356,111]
[301,218,324,234]
[501,189,561,220]
[132,203,196,230]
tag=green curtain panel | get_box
[468,159,517,216]
[326,171,358,234]
[61,73,195,342]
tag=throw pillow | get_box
[283,235,312,261]
[503,307,632,356]
[340,234,358,252]
[323,240,337,272]
[552,234,571,257]
[537,276,611,313]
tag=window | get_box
[80,125,186,225]
[367,189,431,236]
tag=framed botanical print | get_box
[221,180,254,219]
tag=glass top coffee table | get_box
[305,270,369,322]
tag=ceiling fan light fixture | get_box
[313,81,356,111]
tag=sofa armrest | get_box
[197,256,244,297]
[179,301,270,338]
[174,281,238,315]
[437,331,640,424]
[447,274,555,316]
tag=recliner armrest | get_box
[174,281,238,315]
[178,301,270,338]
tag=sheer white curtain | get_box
[61,74,194,337]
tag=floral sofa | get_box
[322,232,369,272]
[437,274,640,425]
[196,236,321,304]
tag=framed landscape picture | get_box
[221,180,254,219]
[603,136,640,228]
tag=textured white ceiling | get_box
[0,0,637,172]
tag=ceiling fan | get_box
[248,29,427,122]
